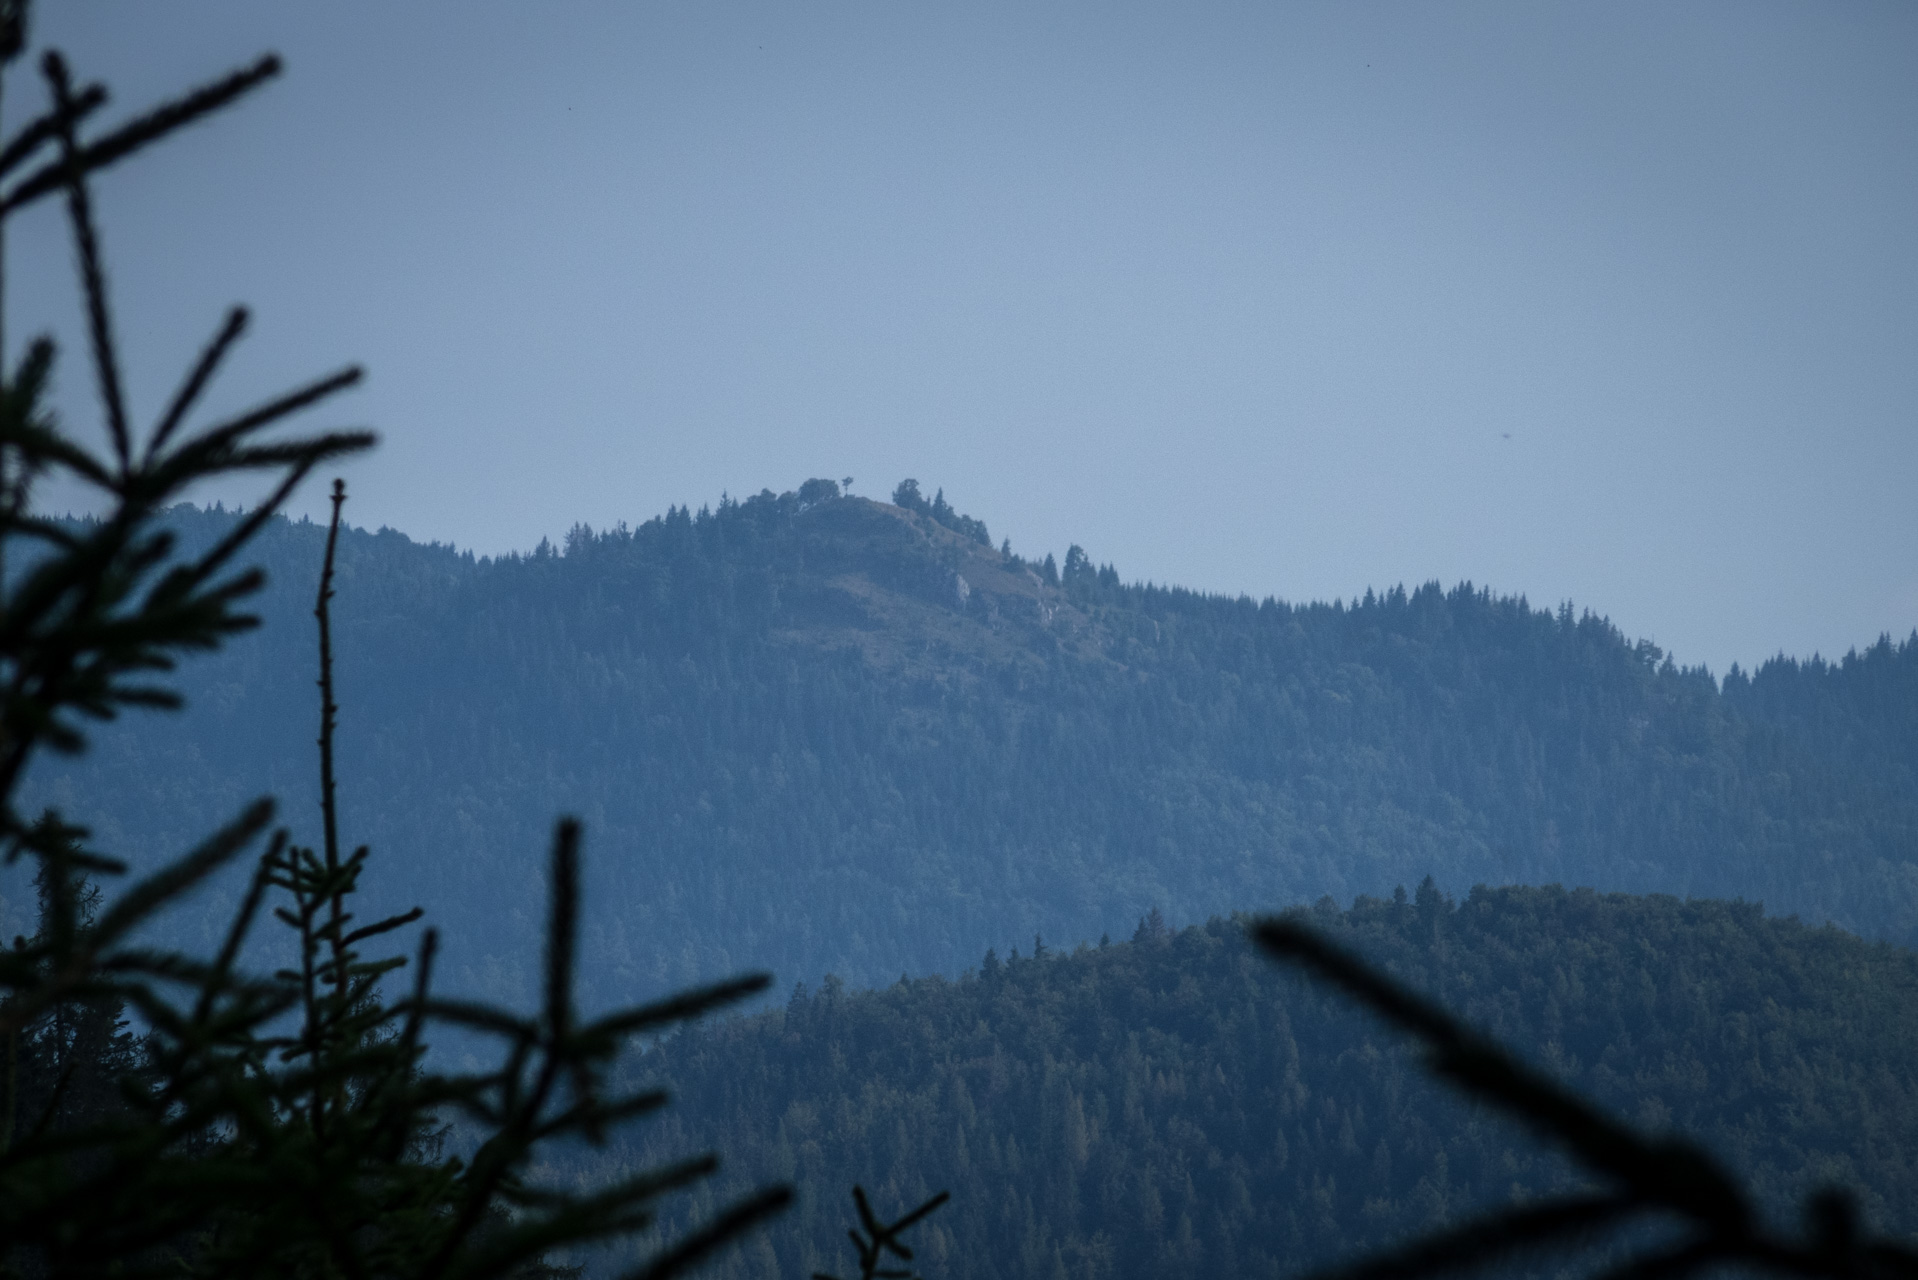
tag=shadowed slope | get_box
[612,887,1918,1280]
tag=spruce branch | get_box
[1254,916,1918,1280]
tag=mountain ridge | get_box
[11,482,1917,1009]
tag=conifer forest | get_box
[2,5,1916,1279]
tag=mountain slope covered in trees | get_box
[611,887,1918,1280]
[15,482,1918,1006]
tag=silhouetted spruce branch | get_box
[0,8,789,1275]
[1254,916,1918,1280]
[812,1187,951,1280]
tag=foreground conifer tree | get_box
[0,5,785,1275]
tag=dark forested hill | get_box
[606,888,1918,1280]
[13,481,1918,1006]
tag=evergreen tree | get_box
[6,817,143,1156]
[0,11,786,1275]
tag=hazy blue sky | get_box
[12,2,1916,675]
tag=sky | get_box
[8,1,1916,676]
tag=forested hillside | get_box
[609,887,1918,1280]
[14,482,1918,1006]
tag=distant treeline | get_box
[16,486,1918,1007]
[609,886,1918,1280]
